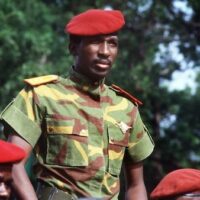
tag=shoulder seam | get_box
[110,84,143,106]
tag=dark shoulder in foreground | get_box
[109,84,143,106]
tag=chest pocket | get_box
[45,117,89,167]
[107,124,130,176]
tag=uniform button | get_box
[48,127,54,132]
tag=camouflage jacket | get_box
[0,68,154,199]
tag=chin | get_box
[95,71,110,79]
[89,75,104,83]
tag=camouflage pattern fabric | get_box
[0,68,154,199]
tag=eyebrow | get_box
[0,176,13,184]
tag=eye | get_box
[5,179,13,186]
[108,39,118,47]
[91,40,100,44]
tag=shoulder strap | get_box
[110,84,143,106]
[24,75,58,86]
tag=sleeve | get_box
[0,86,44,147]
[126,109,154,163]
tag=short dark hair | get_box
[69,34,82,45]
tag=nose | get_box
[98,42,110,57]
[0,183,10,198]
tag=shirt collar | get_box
[68,67,106,98]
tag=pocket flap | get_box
[46,118,88,137]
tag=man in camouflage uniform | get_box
[0,9,154,200]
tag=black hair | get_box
[69,34,82,45]
[68,34,82,56]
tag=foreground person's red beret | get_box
[0,139,26,163]
[150,168,200,199]
[65,9,125,36]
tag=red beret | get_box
[65,9,125,36]
[150,168,200,199]
[0,140,26,164]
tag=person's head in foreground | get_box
[65,9,125,82]
[150,168,200,200]
[0,140,26,200]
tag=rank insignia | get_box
[116,121,131,134]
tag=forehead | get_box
[82,33,118,41]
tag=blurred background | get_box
[1,0,200,198]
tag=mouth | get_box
[95,60,111,69]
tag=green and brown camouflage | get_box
[0,69,154,199]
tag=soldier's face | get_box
[74,34,118,82]
[0,165,12,200]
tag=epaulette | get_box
[110,84,143,106]
[24,75,58,86]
